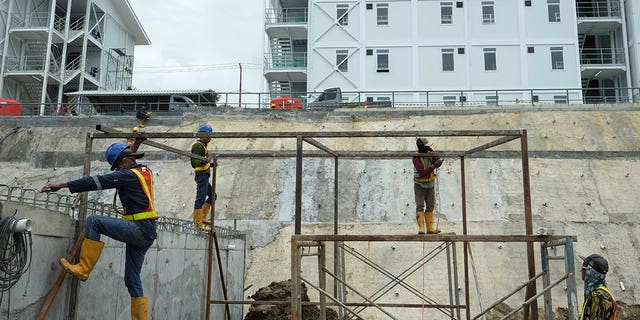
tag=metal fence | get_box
[3,87,640,117]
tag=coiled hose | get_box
[0,209,32,292]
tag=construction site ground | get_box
[0,103,639,319]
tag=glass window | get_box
[337,4,349,26]
[336,50,348,72]
[551,47,564,70]
[486,95,498,106]
[548,0,560,22]
[442,48,454,71]
[377,49,389,71]
[441,2,453,24]
[553,95,567,104]
[482,1,495,24]
[483,48,496,71]
[443,96,456,105]
[377,3,389,25]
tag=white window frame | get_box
[483,48,497,71]
[547,0,560,22]
[376,49,389,72]
[441,2,453,24]
[550,47,564,70]
[337,4,349,26]
[336,49,348,72]
[377,3,389,26]
[442,48,454,71]
[482,1,495,24]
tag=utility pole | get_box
[238,63,242,108]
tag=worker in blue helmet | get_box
[41,138,156,320]
[190,123,215,230]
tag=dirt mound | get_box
[245,279,338,320]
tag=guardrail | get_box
[0,184,246,238]
[3,87,640,116]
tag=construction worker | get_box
[191,123,214,229]
[412,137,443,234]
[40,140,156,320]
[580,254,617,320]
[136,103,151,127]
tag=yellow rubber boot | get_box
[416,211,426,234]
[201,203,212,225]
[131,296,148,320]
[426,211,441,234]
[59,238,104,281]
[192,208,211,231]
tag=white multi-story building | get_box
[0,0,149,114]
[264,0,640,105]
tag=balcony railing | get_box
[4,55,62,73]
[264,52,307,69]
[577,0,621,18]
[265,8,308,24]
[580,48,625,65]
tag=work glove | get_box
[434,158,444,168]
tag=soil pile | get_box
[245,280,338,320]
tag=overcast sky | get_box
[128,0,265,93]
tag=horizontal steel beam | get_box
[292,234,576,243]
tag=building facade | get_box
[264,0,639,105]
[0,0,149,115]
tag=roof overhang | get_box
[112,0,151,45]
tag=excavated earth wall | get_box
[1,104,639,319]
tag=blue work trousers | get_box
[194,173,213,209]
[85,215,154,297]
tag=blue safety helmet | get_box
[105,143,144,170]
[198,124,213,133]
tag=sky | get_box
[128,0,265,93]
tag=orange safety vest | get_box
[191,141,211,173]
[123,167,158,221]
[580,285,617,320]
[414,156,437,183]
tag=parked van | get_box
[169,95,198,111]
[0,98,22,116]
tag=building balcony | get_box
[264,52,307,82]
[580,48,626,79]
[577,0,622,34]
[265,8,308,39]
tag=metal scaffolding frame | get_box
[85,126,579,320]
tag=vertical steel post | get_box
[460,156,471,320]
[521,130,538,320]
[69,132,93,320]
[319,243,327,320]
[564,237,580,320]
[295,136,303,234]
[541,243,552,320]
[291,239,301,320]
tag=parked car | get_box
[0,98,22,116]
[270,96,301,109]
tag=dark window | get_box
[337,4,349,26]
[366,3,373,9]
[525,1,532,6]
[456,2,463,8]
[528,46,535,53]
[336,50,348,72]
[458,48,465,54]
[366,49,373,55]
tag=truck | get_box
[306,88,392,109]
